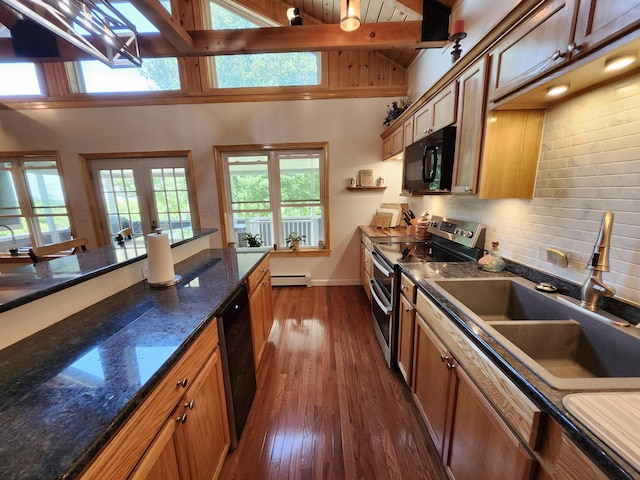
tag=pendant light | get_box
[340,0,361,32]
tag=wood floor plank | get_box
[219,286,446,480]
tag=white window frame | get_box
[214,143,330,255]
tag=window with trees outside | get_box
[0,153,72,252]
[206,1,320,89]
[216,144,328,252]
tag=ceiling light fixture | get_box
[286,7,302,26]
[547,84,570,96]
[604,54,637,72]
[1,0,141,67]
[340,0,360,32]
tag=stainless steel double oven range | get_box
[369,215,486,367]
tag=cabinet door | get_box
[452,57,487,195]
[249,282,267,369]
[412,313,453,456]
[488,0,577,103]
[445,362,536,480]
[413,102,433,141]
[431,82,457,132]
[397,294,415,386]
[403,118,414,148]
[129,416,185,480]
[261,272,274,342]
[574,0,640,53]
[179,348,230,480]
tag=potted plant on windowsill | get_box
[244,232,262,247]
[285,232,306,251]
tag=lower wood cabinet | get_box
[360,234,372,300]
[397,294,416,386]
[413,290,539,480]
[79,320,230,480]
[130,349,229,480]
[247,255,274,370]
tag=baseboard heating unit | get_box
[271,274,311,287]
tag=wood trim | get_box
[213,142,330,251]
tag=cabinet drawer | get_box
[400,273,416,303]
[247,255,270,295]
[416,290,542,450]
[361,234,373,251]
[79,320,219,480]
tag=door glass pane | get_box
[99,169,144,252]
[151,168,192,242]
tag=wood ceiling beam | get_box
[128,0,195,52]
[0,21,443,61]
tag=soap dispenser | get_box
[481,240,506,272]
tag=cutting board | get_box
[563,392,640,471]
[379,203,409,227]
[371,212,393,228]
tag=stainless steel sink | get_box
[426,277,640,390]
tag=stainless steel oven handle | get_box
[370,279,392,315]
[371,250,394,277]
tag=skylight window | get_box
[207,1,321,89]
[0,63,42,96]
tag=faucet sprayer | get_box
[580,211,616,311]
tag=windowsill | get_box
[269,248,330,258]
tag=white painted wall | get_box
[414,74,640,307]
[0,97,407,285]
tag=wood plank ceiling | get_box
[0,0,457,69]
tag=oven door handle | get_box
[371,250,394,277]
[370,279,392,315]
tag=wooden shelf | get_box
[347,186,387,191]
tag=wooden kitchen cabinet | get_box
[451,57,488,195]
[478,109,545,198]
[573,0,640,57]
[412,312,454,456]
[382,124,404,160]
[360,234,372,300]
[247,255,273,370]
[80,320,229,480]
[445,361,536,480]
[413,82,457,141]
[488,0,577,104]
[403,117,414,148]
[414,289,542,479]
[397,273,417,386]
[130,349,229,480]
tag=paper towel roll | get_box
[147,232,180,287]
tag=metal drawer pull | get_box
[446,361,455,370]
[440,354,448,362]
[185,399,195,410]
[177,378,188,388]
[176,413,188,424]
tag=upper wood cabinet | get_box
[478,110,545,199]
[403,117,414,148]
[451,57,488,195]
[488,0,578,104]
[573,0,640,54]
[382,125,405,160]
[413,82,457,141]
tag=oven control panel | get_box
[427,215,486,249]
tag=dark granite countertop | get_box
[0,228,218,313]
[0,247,267,480]
[397,260,639,480]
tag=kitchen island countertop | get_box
[0,247,267,480]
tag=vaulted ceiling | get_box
[0,0,457,69]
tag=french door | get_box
[89,156,196,251]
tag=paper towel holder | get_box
[148,274,182,289]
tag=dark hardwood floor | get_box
[219,286,447,480]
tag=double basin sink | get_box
[426,277,640,390]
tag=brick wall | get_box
[418,73,640,306]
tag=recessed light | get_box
[604,54,638,72]
[547,84,570,96]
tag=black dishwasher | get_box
[217,284,256,450]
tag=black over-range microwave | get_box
[402,125,456,194]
